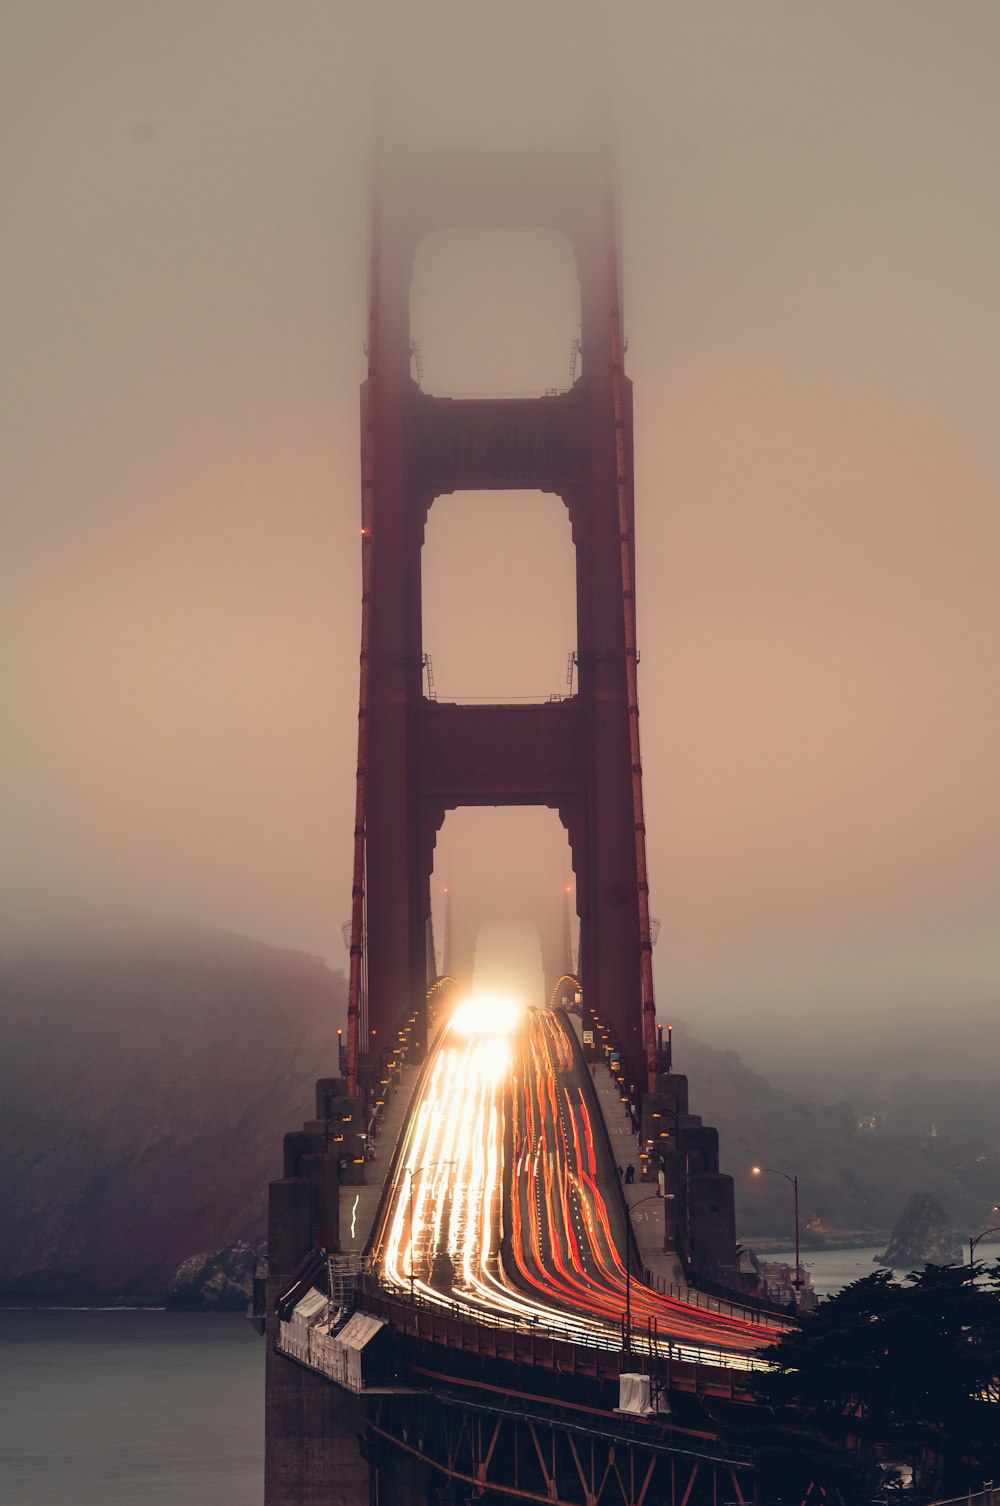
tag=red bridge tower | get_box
[346,135,659,1090]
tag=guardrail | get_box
[641,1266,794,1323]
[356,1273,770,1382]
[356,1281,751,1401]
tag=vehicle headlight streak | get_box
[371,996,786,1369]
[379,1009,512,1307]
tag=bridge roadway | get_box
[366,997,787,1370]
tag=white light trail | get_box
[370,994,782,1369]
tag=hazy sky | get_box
[3,2,999,1066]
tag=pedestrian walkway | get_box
[337,1062,419,1261]
[591,1051,643,1170]
[623,1179,686,1290]
[571,1017,774,1321]
[588,1057,687,1289]
[568,1015,684,1289]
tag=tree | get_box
[747,1260,1000,1506]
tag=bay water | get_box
[765,1239,1000,1297]
[0,1311,263,1506]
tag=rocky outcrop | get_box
[876,1192,963,1269]
[166,1239,262,1310]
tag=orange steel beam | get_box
[346,156,380,1096]
[605,178,660,1093]
[367,1422,581,1506]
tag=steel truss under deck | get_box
[367,1390,755,1506]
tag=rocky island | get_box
[877,1191,963,1269]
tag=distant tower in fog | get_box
[441,885,452,978]
[562,883,575,977]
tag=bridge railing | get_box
[642,1266,795,1323]
[355,1279,758,1403]
[356,1272,771,1378]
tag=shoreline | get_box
[0,1303,170,1312]
[740,1232,887,1253]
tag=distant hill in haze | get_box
[669,1024,992,1241]
[723,979,1000,1102]
[0,931,993,1304]
[0,925,344,1304]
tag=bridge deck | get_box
[356,1003,786,1362]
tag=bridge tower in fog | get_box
[345,132,659,1089]
[265,129,749,1506]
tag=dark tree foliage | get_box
[745,1260,1000,1506]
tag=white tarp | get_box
[279,1305,386,1393]
[278,1287,331,1366]
[618,1373,653,1415]
[617,1373,668,1416]
[308,1329,345,1387]
[614,1373,668,1415]
[335,1310,384,1349]
[292,1288,329,1323]
[333,1311,386,1392]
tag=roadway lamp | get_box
[969,1219,1000,1277]
[751,1165,802,1303]
[622,1193,676,1353]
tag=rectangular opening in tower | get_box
[410,228,581,397]
[432,807,576,1009]
[422,490,576,704]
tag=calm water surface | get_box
[0,1311,263,1506]
[766,1239,1000,1296]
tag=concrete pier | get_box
[263,1062,422,1506]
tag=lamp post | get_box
[405,1161,455,1301]
[623,1192,675,1353]
[752,1165,802,1304]
[650,1104,688,1260]
[652,1102,682,1148]
[969,1219,1000,1279]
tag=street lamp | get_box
[648,1105,689,1260]
[969,1217,1000,1278]
[404,1161,456,1300]
[651,1102,682,1143]
[623,1192,675,1353]
[752,1165,802,1304]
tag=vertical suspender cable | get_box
[346,163,380,1097]
[606,183,660,1094]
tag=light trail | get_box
[370,995,786,1368]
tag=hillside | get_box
[0,926,344,1303]
[673,1024,989,1240]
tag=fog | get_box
[3,2,1000,1081]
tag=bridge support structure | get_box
[348,132,658,1090]
[368,1389,755,1506]
[263,1097,759,1506]
[263,1100,369,1506]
